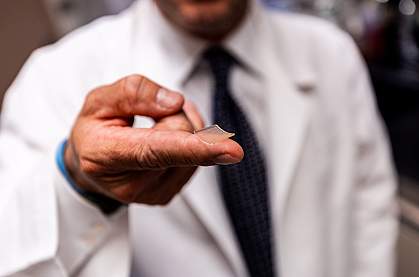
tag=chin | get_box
[180,1,231,24]
[182,0,247,37]
[156,0,248,40]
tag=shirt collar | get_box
[223,0,266,76]
[133,0,266,89]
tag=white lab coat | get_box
[0,0,398,276]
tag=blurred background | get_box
[0,0,419,276]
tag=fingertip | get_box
[183,101,205,130]
[213,143,244,165]
[156,88,184,110]
[192,134,244,165]
[221,139,244,163]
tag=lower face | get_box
[154,0,249,40]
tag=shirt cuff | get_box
[56,140,124,214]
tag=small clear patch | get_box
[194,124,235,144]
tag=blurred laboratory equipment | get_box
[0,0,55,109]
[320,2,419,277]
[0,0,135,105]
[43,0,134,35]
[272,0,419,184]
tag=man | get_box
[0,0,397,276]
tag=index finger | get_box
[83,74,185,119]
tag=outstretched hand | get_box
[64,75,244,205]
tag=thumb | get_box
[114,129,244,169]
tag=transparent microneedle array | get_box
[194,125,235,144]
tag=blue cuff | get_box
[56,140,124,214]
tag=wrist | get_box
[57,140,124,214]
[64,140,95,193]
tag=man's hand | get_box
[64,75,244,205]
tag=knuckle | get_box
[141,144,169,168]
[135,131,173,168]
[83,87,108,116]
[122,74,144,93]
[123,74,150,94]
[144,146,159,168]
[122,74,154,108]
[171,119,194,132]
[84,89,100,108]
[136,75,154,101]
[183,136,205,165]
[157,114,194,132]
[135,141,158,168]
[177,118,194,132]
[79,158,100,176]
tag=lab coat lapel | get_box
[263,53,316,274]
[181,167,248,276]
[261,22,317,223]
[264,63,315,221]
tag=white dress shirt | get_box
[0,0,398,276]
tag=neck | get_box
[156,1,250,43]
[195,4,249,43]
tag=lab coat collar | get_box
[223,0,266,76]
[131,0,205,90]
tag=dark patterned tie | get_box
[203,46,275,277]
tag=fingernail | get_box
[156,88,181,109]
[213,154,241,165]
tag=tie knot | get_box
[202,46,236,83]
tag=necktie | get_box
[203,46,275,277]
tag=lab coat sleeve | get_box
[0,48,128,276]
[342,36,398,277]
